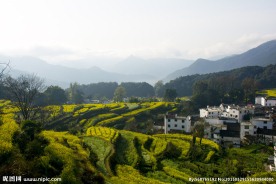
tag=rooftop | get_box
[220,130,240,138]
[257,128,276,136]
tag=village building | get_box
[164,100,276,149]
[163,114,199,134]
[200,104,254,123]
[255,96,276,107]
[220,122,241,147]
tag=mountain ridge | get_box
[165,40,276,81]
[0,55,158,88]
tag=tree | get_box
[192,121,205,145]
[113,86,126,102]
[4,74,45,121]
[44,85,67,105]
[68,82,84,104]
[163,89,177,102]
[121,82,155,97]
[242,77,258,104]
[79,82,118,99]
[154,80,164,97]
[0,61,10,79]
[193,81,208,95]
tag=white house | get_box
[205,123,227,144]
[240,122,255,139]
[255,96,264,105]
[255,96,276,106]
[200,104,254,123]
[199,106,222,118]
[205,117,237,126]
[252,118,274,129]
[240,118,274,141]
[220,105,254,122]
[164,114,192,134]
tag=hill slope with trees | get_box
[162,64,276,99]
[166,40,276,81]
[1,101,275,183]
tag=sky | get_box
[0,0,276,67]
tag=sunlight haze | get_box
[0,0,276,68]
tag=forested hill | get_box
[79,82,155,100]
[166,40,276,81]
[163,64,276,97]
[1,101,275,183]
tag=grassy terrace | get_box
[43,102,177,132]
[257,88,276,97]
[1,100,275,183]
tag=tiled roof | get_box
[257,128,276,136]
[220,130,240,138]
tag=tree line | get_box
[1,64,276,121]
[162,65,276,97]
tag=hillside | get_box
[0,55,193,87]
[1,101,275,183]
[162,64,276,97]
[111,56,194,78]
[166,40,276,81]
[0,55,157,88]
[42,102,178,133]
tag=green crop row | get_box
[86,126,118,143]
[0,103,19,155]
[0,114,19,154]
[110,165,167,184]
[97,116,124,127]
[154,134,220,151]
[122,102,165,117]
[85,113,117,127]
[41,130,96,183]
[163,166,191,183]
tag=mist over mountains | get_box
[0,55,193,88]
[1,40,276,88]
[108,56,193,77]
[165,40,276,81]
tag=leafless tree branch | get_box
[3,74,45,121]
[0,61,11,79]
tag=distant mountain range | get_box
[1,40,276,88]
[0,56,159,88]
[0,55,192,88]
[109,56,193,78]
[165,40,276,81]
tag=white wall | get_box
[255,96,276,106]
[164,115,191,134]
[255,97,263,105]
[265,99,276,106]
[240,122,255,139]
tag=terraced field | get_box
[0,101,19,155]
[1,100,275,183]
[43,102,177,132]
[257,88,276,97]
[82,126,222,183]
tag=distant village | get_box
[154,96,276,171]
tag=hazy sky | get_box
[0,0,276,65]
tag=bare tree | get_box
[0,61,10,79]
[4,74,45,121]
[192,120,205,145]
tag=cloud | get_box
[30,46,74,57]
[1,33,275,64]
[185,33,276,59]
[26,45,86,63]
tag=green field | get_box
[257,88,276,97]
[41,102,178,133]
[0,100,275,183]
